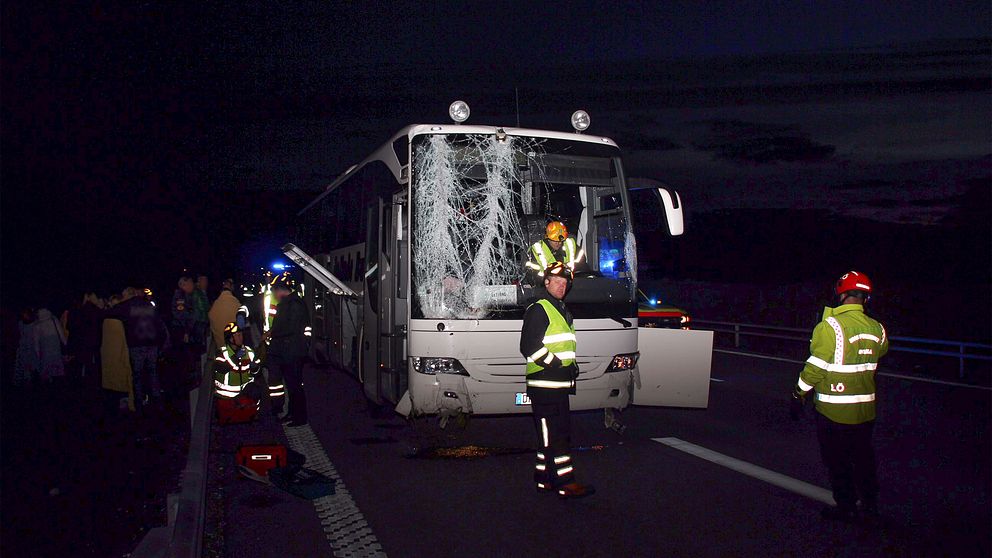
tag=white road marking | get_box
[709,378,725,383]
[283,423,387,558]
[653,437,835,505]
[714,348,992,391]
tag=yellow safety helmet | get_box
[544,261,573,282]
[223,322,241,343]
[546,221,568,242]
[269,272,293,290]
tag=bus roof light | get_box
[571,110,590,133]
[449,101,470,123]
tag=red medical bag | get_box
[215,394,259,425]
[236,444,288,477]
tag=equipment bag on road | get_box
[236,444,291,477]
[269,466,336,500]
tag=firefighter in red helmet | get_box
[791,271,889,522]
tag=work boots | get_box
[557,482,596,500]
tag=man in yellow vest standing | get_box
[792,271,888,522]
[520,262,594,499]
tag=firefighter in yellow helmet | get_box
[525,221,584,282]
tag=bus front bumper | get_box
[396,370,633,417]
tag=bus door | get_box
[362,201,384,404]
[362,193,408,406]
[381,191,408,403]
[633,328,713,408]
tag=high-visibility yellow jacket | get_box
[526,238,579,275]
[796,304,888,424]
[213,344,259,398]
[522,299,577,389]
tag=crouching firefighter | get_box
[213,323,263,423]
[520,262,595,499]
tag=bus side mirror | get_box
[656,188,684,236]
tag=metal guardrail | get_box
[693,319,992,379]
[132,347,213,558]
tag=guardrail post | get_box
[734,324,740,348]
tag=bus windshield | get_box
[410,133,636,320]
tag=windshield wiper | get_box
[610,317,632,328]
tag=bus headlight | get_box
[412,356,469,376]
[605,352,639,372]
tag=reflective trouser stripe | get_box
[554,455,571,465]
[557,466,574,477]
[817,393,876,404]
[540,418,549,448]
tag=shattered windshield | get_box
[411,133,636,320]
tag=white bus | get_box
[287,104,712,424]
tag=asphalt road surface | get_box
[206,352,990,557]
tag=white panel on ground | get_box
[633,328,714,408]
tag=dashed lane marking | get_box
[283,423,387,558]
[652,437,835,506]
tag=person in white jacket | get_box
[33,308,67,382]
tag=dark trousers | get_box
[816,413,878,511]
[130,346,161,406]
[531,389,575,488]
[268,357,307,423]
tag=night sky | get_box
[2,1,989,310]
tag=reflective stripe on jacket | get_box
[526,299,577,382]
[796,304,888,424]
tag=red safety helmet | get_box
[835,271,873,295]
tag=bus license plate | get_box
[515,392,531,406]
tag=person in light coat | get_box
[208,280,241,350]
[102,301,135,411]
